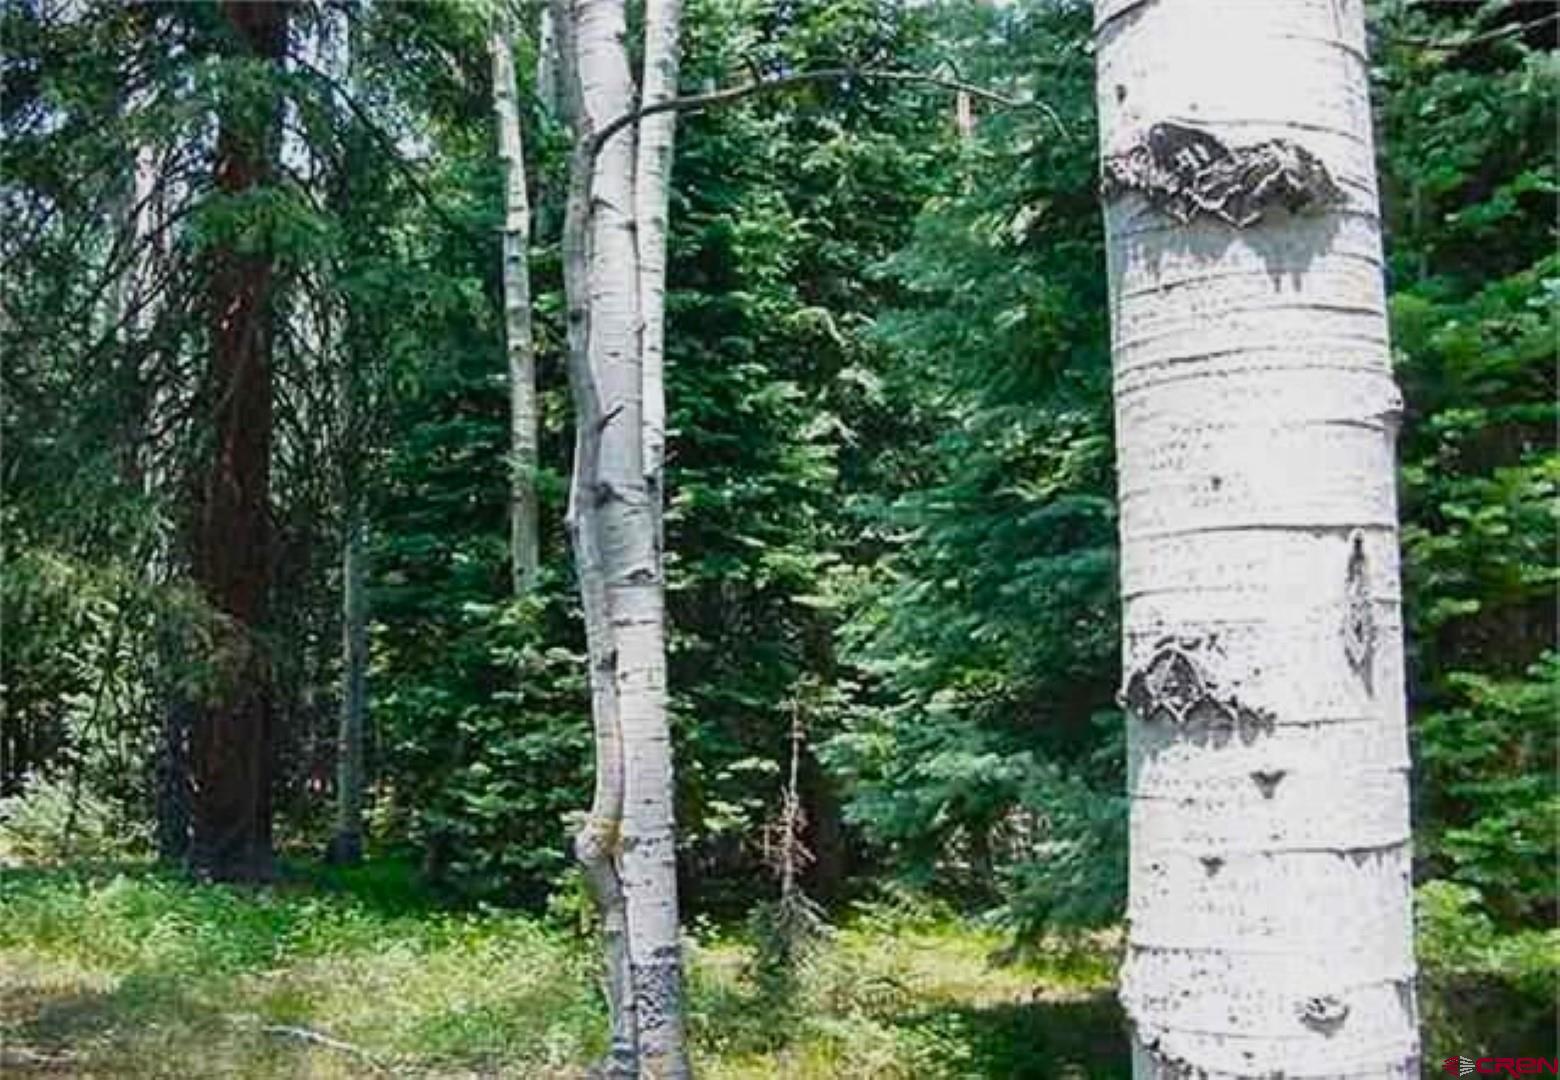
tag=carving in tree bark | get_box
[1095,0,1419,1075]
[187,0,289,883]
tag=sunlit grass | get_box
[0,863,1127,1078]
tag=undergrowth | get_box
[0,862,1125,1078]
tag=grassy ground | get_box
[0,863,1128,1078]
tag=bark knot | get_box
[1101,121,1344,227]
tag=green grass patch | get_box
[0,863,1128,1078]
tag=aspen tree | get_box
[1095,1,1419,1075]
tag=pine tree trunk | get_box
[187,0,288,883]
[491,21,541,597]
[1095,1,1419,1075]
[317,1,365,870]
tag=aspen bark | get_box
[536,4,559,117]
[555,0,689,1072]
[1095,1,1419,1076]
[635,0,681,533]
[552,1,639,1071]
[491,19,541,597]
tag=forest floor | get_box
[0,862,1128,1079]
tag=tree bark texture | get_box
[635,0,681,540]
[1095,1,1419,1076]
[491,20,541,597]
[187,0,288,882]
[328,498,367,865]
[555,0,690,1073]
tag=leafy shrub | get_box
[1417,880,1559,1060]
[0,772,150,865]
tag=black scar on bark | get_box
[1343,531,1376,692]
[632,945,684,1035]
[1102,121,1344,227]
[1251,769,1286,798]
[1298,994,1350,1035]
[1120,636,1273,746]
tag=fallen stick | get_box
[261,1024,393,1075]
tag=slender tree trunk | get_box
[313,2,367,869]
[555,0,689,1073]
[327,497,367,864]
[635,0,681,543]
[536,5,559,118]
[492,19,541,597]
[1095,1,1418,1076]
[187,0,288,882]
[553,3,638,1070]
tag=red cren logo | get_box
[1445,1058,1560,1077]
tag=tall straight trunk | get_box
[188,0,288,882]
[553,2,638,1071]
[634,0,681,536]
[312,0,366,869]
[491,20,541,596]
[536,5,559,118]
[328,497,367,864]
[1095,1,1418,1076]
[555,0,689,1073]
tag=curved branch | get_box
[587,65,1065,155]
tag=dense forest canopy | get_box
[1,0,1554,1075]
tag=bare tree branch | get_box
[587,66,1066,155]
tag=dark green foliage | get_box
[1375,0,1558,927]
[1374,0,1559,1051]
[823,0,1124,933]
[2,12,1553,1063]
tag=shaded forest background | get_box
[2,0,1555,1065]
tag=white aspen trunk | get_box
[634,0,681,534]
[1095,2,1419,1077]
[491,20,542,597]
[537,4,559,117]
[954,90,974,142]
[551,1,641,1072]
[556,0,690,1073]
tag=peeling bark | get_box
[1097,1,1419,1076]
